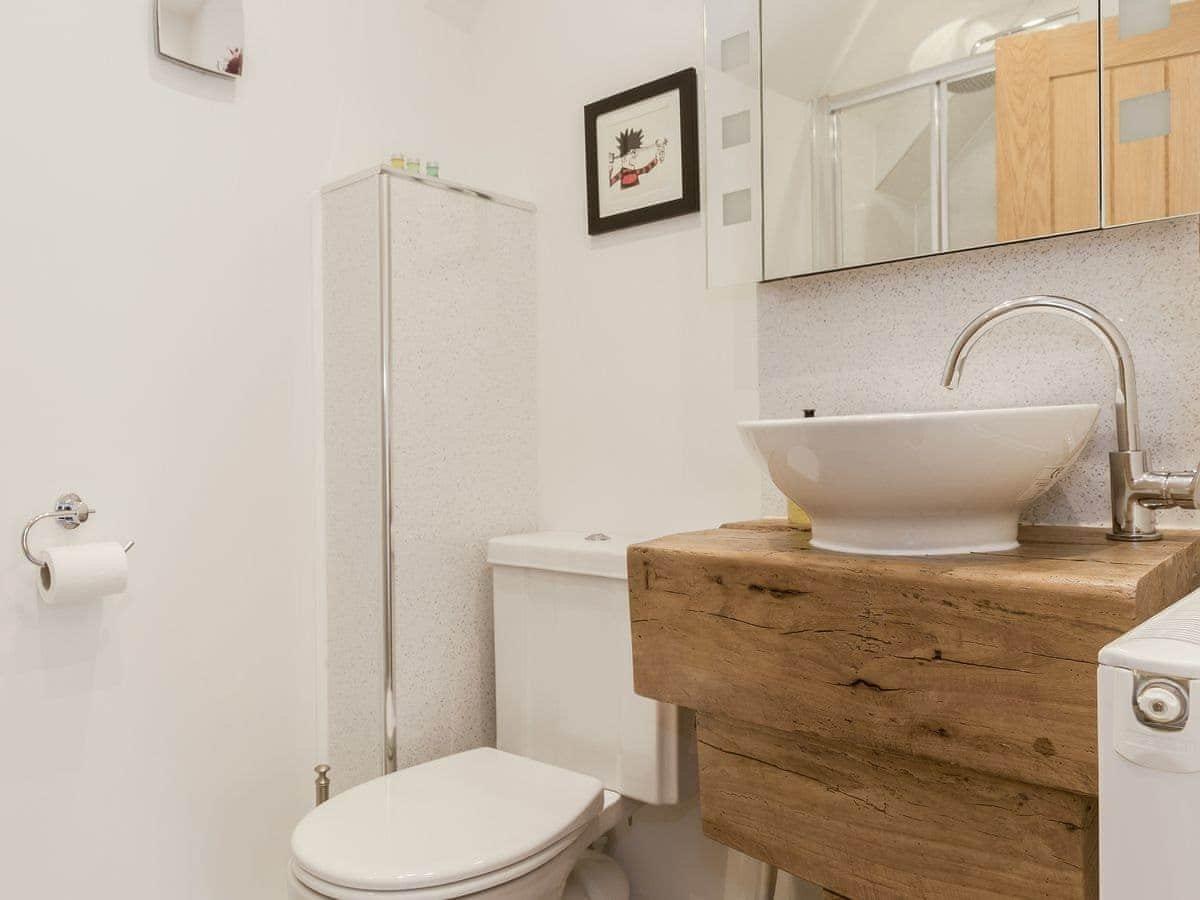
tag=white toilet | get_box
[288,533,683,900]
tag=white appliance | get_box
[288,533,682,900]
[1099,588,1200,898]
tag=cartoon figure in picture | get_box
[609,128,668,190]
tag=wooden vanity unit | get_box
[628,521,1200,899]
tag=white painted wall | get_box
[0,2,522,898]
[468,0,763,540]
[460,3,768,897]
[5,1,765,897]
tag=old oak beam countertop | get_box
[628,520,1200,899]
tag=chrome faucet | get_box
[942,295,1198,542]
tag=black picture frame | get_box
[584,68,701,235]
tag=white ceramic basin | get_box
[739,404,1100,556]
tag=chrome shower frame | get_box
[378,174,397,774]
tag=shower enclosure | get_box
[319,167,538,794]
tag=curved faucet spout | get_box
[941,295,1141,452]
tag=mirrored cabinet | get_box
[705,0,1200,285]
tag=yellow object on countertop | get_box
[787,500,812,530]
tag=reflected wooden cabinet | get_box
[996,19,1100,240]
[706,0,1200,286]
[1104,0,1200,224]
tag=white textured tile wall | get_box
[388,177,539,768]
[321,177,387,792]
[322,174,539,782]
[758,217,1200,528]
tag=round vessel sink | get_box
[739,404,1100,556]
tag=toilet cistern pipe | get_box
[941,295,1199,541]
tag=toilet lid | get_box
[290,748,603,893]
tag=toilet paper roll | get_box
[37,542,128,605]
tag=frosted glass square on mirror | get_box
[760,0,1101,279]
[156,0,244,78]
[1118,0,1172,38]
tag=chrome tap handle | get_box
[1130,467,1200,511]
[1163,470,1200,510]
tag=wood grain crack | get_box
[892,650,1037,675]
[747,584,811,599]
[840,677,907,693]
[781,628,894,644]
[686,608,776,630]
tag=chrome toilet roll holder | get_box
[21,493,135,567]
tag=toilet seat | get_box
[290,748,604,897]
[290,825,589,899]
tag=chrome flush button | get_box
[1135,679,1189,728]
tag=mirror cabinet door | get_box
[762,0,1102,279]
[1101,0,1200,226]
[707,1,1110,283]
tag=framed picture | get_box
[584,68,700,235]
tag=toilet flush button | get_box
[1136,682,1188,726]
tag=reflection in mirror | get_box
[156,0,245,79]
[762,1,1100,279]
[1102,0,1200,225]
[836,87,935,267]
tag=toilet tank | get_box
[487,533,683,805]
